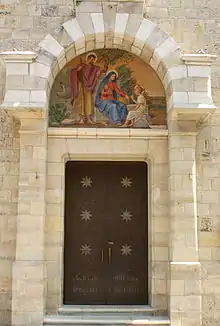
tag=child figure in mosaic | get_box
[122,84,151,128]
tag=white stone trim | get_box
[39,34,64,58]
[63,19,84,42]
[5,62,28,76]
[30,62,51,79]
[187,65,211,78]
[154,37,180,60]
[114,13,129,35]
[0,51,36,63]
[30,90,47,103]
[4,90,30,103]
[133,19,156,50]
[152,38,180,71]
[77,13,95,40]
[182,53,217,65]
[91,13,105,43]
[48,127,168,139]
[163,65,187,89]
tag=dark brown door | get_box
[64,161,148,305]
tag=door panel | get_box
[64,161,106,304]
[105,162,148,304]
[63,161,148,305]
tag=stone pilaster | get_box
[0,51,48,326]
[11,114,47,326]
[167,53,217,326]
[168,121,202,326]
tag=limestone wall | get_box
[0,111,19,326]
[196,119,220,325]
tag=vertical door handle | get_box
[101,249,104,263]
[108,247,112,264]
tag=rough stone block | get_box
[188,65,211,78]
[91,13,104,37]
[77,1,102,13]
[4,90,29,103]
[103,2,117,33]
[171,91,189,105]
[114,13,129,40]
[65,44,76,63]
[46,189,62,204]
[46,203,61,216]
[140,44,153,63]
[169,135,196,148]
[30,62,50,79]
[63,18,84,43]
[124,14,141,41]
[188,91,213,104]
[154,37,179,70]
[23,76,47,90]
[152,278,167,294]
[6,63,28,76]
[153,247,169,261]
[133,19,156,50]
[11,311,43,326]
[164,65,187,87]
[47,162,62,176]
[15,244,44,260]
[17,214,44,231]
[39,34,64,58]
[30,90,47,103]
[86,39,96,52]
[45,245,62,262]
[77,13,95,39]
[117,2,143,14]
[45,215,62,233]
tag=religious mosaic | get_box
[49,49,167,128]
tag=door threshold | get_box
[58,305,155,314]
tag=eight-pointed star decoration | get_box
[120,244,132,256]
[80,244,92,256]
[120,176,132,188]
[81,176,92,188]
[120,209,132,222]
[80,209,92,222]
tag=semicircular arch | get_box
[36,13,185,112]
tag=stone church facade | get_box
[0,0,220,326]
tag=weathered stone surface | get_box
[117,2,143,14]
[0,111,18,326]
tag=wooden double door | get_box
[64,161,148,305]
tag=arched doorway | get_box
[49,47,166,305]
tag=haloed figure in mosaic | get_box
[95,70,129,126]
[122,84,151,128]
[70,52,108,125]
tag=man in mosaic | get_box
[70,52,108,125]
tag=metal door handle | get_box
[101,249,104,263]
[108,247,112,264]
